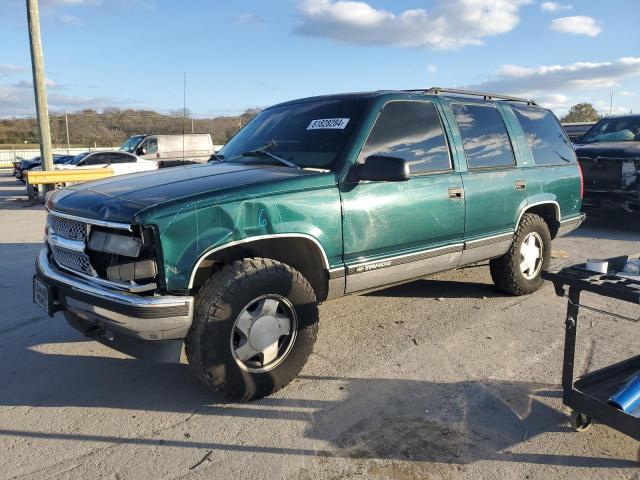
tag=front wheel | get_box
[490,213,552,295]
[185,258,319,401]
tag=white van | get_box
[119,134,214,166]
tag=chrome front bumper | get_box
[35,248,193,341]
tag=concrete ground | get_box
[0,172,638,480]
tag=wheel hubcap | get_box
[231,295,297,373]
[520,232,543,280]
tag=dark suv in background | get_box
[574,115,640,214]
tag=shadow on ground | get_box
[0,174,39,211]
[0,331,635,469]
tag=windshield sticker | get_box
[307,118,350,130]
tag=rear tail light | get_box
[577,162,584,199]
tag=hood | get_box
[574,141,640,159]
[50,161,332,223]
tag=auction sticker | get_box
[307,118,350,130]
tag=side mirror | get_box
[356,155,410,182]
[136,147,147,155]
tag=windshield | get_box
[580,117,640,143]
[119,135,145,153]
[69,152,90,165]
[218,99,369,170]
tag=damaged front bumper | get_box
[34,248,193,361]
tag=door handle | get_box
[515,180,526,190]
[448,187,464,199]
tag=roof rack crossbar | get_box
[416,87,537,106]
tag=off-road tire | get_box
[185,258,319,401]
[490,213,551,295]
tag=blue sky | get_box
[0,0,638,118]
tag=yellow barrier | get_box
[25,168,114,185]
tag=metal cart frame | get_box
[543,255,640,461]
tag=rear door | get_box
[341,99,465,293]
[448,102,527,241]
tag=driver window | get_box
[140,138,158,154]
[360,101,452,175]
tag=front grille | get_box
[51,245,95,276]
[48,215,87,241]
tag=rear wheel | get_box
[490,213,551,295]
[185,258,319,401]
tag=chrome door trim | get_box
[345,243,464,275]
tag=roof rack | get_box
[411,87,538,106]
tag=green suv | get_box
[34,88,584,400]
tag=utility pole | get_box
[26,0,54,176]
[64,111,70,154]
[609,91,613,117]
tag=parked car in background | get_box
[15,154,75,181]
[119,133,214,167]
[574,115,640,214]
[35,88,584,401]
[562,121,596,143]
[30,151,158,179]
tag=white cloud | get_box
[620,91,636,97]
[295,0,532,50]
[0,80,135,116]
[465,57,640,114]
[550,16,601,37]
[233,13,265,25]
[0,64,28,76]
[468,57,640,95]
[540,2,572,12]
[60,14,82,25]
[427,64,437,74]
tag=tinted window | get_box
[452,104,515,168]
[361,101,451,174]
[109,153,136,163]
[513,106,576,165]
[219,99,368,170]
[84,153,108,166]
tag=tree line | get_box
[0,108,261,147]
[0,102,612,148]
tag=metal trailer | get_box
[543,255,640,462]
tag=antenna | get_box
[182,72,186,160]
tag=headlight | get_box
[88,230,142,257]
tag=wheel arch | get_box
[188,234,331,300]
[517,200,561,238]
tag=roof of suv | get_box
[270,87,538,110]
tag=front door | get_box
[341,100,465,293]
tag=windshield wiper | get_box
[237,148,299,169]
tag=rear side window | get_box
[513,106,576,165]
[361,101,451,174]
[452,103,515,169]
[109,153,136,164]
[84,153,108,166]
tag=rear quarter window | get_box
[513,106,576,166]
